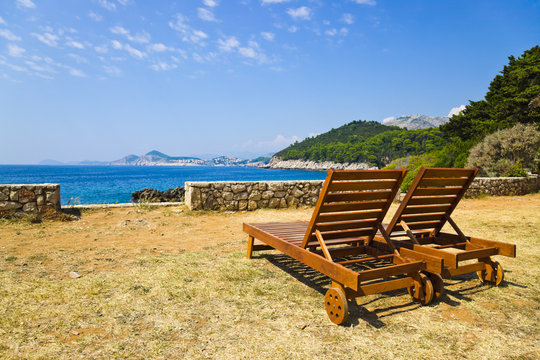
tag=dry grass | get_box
[0,195,539,359]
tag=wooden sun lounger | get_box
[243,169,443,325]
[377,167,516,286]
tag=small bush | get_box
[384,153,438,191]
[466,123,540,176]
[503,161,528,177]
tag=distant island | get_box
[40,151,271,167]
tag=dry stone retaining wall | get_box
[465,176,540,197]
[185,176,540,211]
[0,184,61,215]
[185,180,324,211]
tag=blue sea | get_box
[0,165,326,205]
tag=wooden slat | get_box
[317,210,381,223]
[306,237,370,247]
[402,204,451,214]
[328,180,397,192]
[357,261,425,282]
[456,247,498,262]
[315,228,375,240]
[357,277,414,296]
[319,200,388,213]
[325,191,392,203]
[413,187,463,196]
[400,213,445,222]
[469,236,516,257]
[336,254,394,265]
[330,170,404,180]
[411,244,458,269]
[442,262,485,278]
[315,219,377,232]
[424,168,477,178]
[399,247,444,274]
[407,196,456,205]
[393,220,441,231]
[419,177,469,187]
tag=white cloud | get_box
[0,29,21,41]
[0,16,6,25]
[382,116,395,124]
[262,0,291,4]
[342,13,354,24]
[239,47,257,58]
[66,39,84,49]
[98,0,116,11]
[117,0,129,5]
[218,36,239,52]
[31,32,59,47]
[16,0,36,9]
[68,67,86,77]
[103,65,122,76]
[325,29,337,36]
[261,32,275,41]
[287,6,311,20]
[88,11,103,21]
[288,25,298,33]
[148,43,170,52]
[150,61,178,71]
[169,13,208,44]
[110,26,150,43]
[8,43,25,57]
[95,44,108,53]
[124,44,146,58]
[239,134,300,152]
[448,105,466,117]
[111,40,122,50]
[197,8,217,22]
[67,53,87,63]
[352,0,376,5]
[203,0,218,7]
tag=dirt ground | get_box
[0,194,538,359]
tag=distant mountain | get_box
[382,115,449,130]
[109,150,270,167]
[110,150,204,166]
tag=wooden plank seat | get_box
[243,169,443,325]
[376,167,516,285]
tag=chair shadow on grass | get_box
[259,252,429,328]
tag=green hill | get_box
[275,120,447,168]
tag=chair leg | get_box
[247,235,255,259]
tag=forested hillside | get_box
[275,122,447,168]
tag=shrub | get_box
[466,123,540,176]
[384,153,438,191]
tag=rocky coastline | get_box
[264,157,377,171]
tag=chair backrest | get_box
[301,168,406,248]
[385,167,477,237]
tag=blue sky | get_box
[0,0,539,164]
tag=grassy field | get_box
[0,195,539,359]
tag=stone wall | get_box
[465,176,540,197]
[0,184,61,216]
[185,175,540,211]
[185,180,324,211]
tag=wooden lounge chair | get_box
[378,167,516,286]
[243,169,443,325]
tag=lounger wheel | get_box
[408,273,434,305]
[477,261,504,286]
[426,273,444,301]
[324,288,349,325]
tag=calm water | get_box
[0,165,325,205]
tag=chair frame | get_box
[243,169,443,324]
[378,167,516,284]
